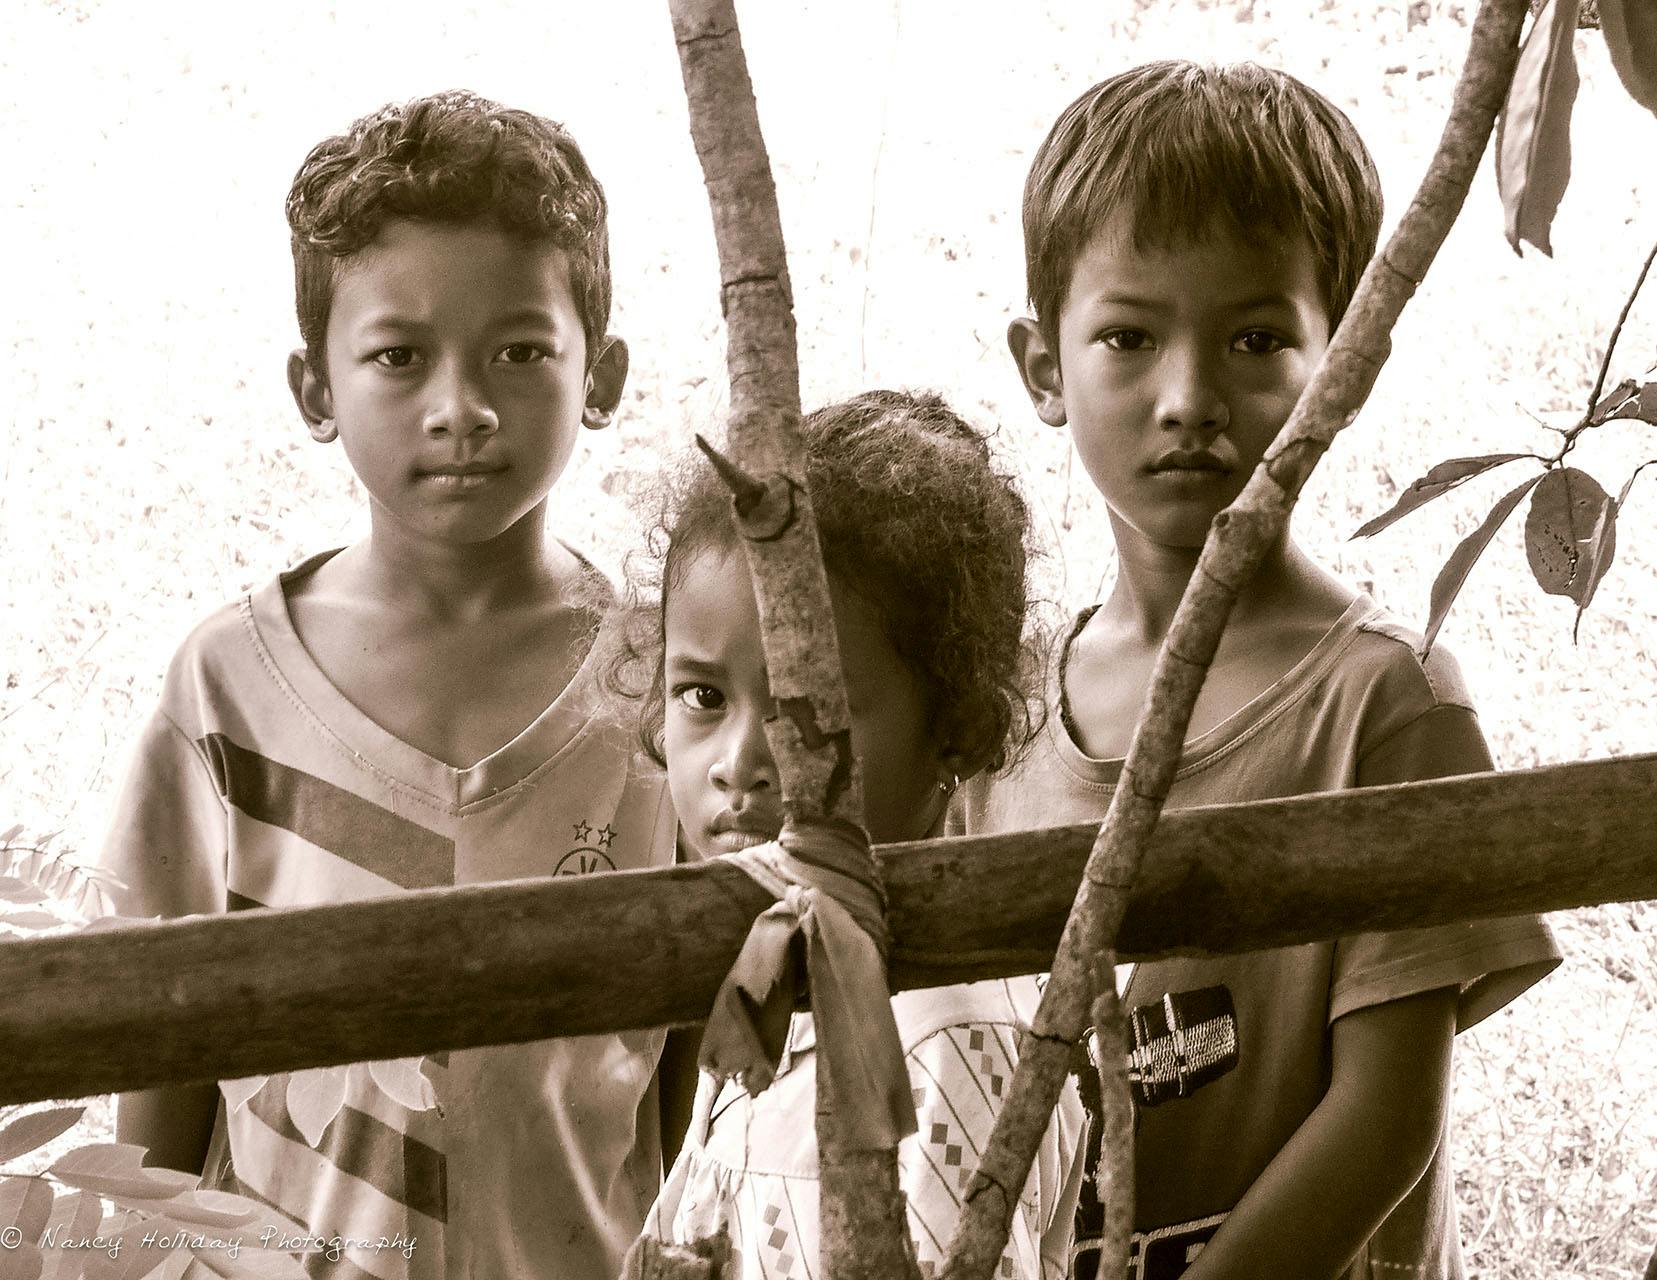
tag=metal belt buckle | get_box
[1122,1212,1227,1280]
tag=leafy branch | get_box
[1357,1,1657,653]
[1352,237,1657,651]
[0,876,312,1280]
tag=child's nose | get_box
[421,363,499,439]
[1155,347,1230,433]
[710,710,777,799]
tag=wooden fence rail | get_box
[3,751,1653,1104]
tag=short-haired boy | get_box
[101,92,675,1280]
[957,62,1560,1279]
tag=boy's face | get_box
[663,547,949,858]
[1011,214,1332,552]
[289,219,624,550]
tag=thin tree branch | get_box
[941,1,1535,1274]
[665,2,918,1275]
[1555,236,1657,460]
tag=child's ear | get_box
[287,348,337,444]
[937,747,974,793]
[582,336,630,431]
[1007,317,1067,429]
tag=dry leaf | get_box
[1598,0,1657,115]
[1423,474,1543,655]
[1524,465,1614,601]
[1351,453,1532,538]
[1495,0,1581,255]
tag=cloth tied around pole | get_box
[698,822,918,1151]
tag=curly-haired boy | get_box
[957,62,1560,1279]
[101,91,674,1280]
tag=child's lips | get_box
[1149,448,1230,474]
[708,811,782,854]
[416,462,507,491]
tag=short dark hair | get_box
[1023,61,1382,344]
[611,390,1036,776]
[285,90,611,370]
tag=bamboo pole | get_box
[941,1,1536,1273]
[3,752,1653,1105]
[664,2,917,1273]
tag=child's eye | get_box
[497,343,551,365]
[1100,328,1152,352]
[671,683,725,713]
[372,346,420,369]
[1233,330,1287,355]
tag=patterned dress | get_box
[648,978,1086,1279]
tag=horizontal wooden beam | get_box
[3,752,1654,1103]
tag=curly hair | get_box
[1024,61,1382,347]
[285,90,610,371]
[610,390,1036,779]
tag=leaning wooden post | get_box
[658,2,920,1277]
[941,0,1535,1274]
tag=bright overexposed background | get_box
[4,0,1655,1273]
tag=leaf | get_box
[216,1079,265,1117]
[1351,453,1533,539]
[0,1244,43,1280]
[368,1059,436,1113]
[0,1109,86,1163]
[46,1148,145,1180]
[1572,500,1619,641]
[284,1068,348,1150]
[1494,0,1581,255]
[1589,376,1639,422]
[1605,381,1657,424]
[1616,458,1656,507]
[0,912,67,933]
[102,1191,249,1233]
[1524,466,1614,601]
[1598,0,1657,116]
[0,826,23,845]
[47,1148,185,1204]
[1423,474,1544,656]
[0,1177,54,1241]
[187,1243,308,1280]
[40,1191,100,1280]
[81,1219,166,1280]
[0,880,47,905]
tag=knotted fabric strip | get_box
[698,822,918,1151]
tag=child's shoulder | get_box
[1334,600,1478,718]
[159,568,288,691]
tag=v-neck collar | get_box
[248,548,606,810]
[1051,592,1381,785]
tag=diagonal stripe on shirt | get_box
[200,733,453,889]
[213,1174,389,1280]
[246,1078,448,1223]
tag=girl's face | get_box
[663,546,952,859]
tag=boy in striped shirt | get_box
[101,91,676,1280]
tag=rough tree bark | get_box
[653,2,919,1276]
[6,750,1656,1104]
[941,0,1536,1274]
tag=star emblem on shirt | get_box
[595,824,617,849]
[572,820,593,843]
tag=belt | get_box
[1069,1212,1227,1280]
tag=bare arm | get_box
[117,1084,217,1175]
[658,1025,703,1169]
[1178,984,1458,1280]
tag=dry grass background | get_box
[3,0,1655,1273]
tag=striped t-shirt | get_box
[100,553,677,1280]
